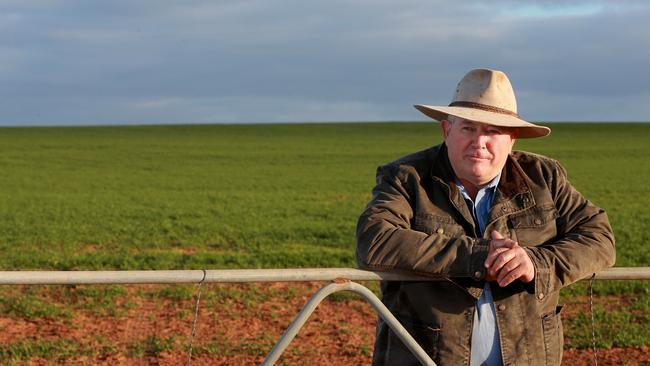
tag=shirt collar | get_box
[456,172,501,199]
[485,172,501,190]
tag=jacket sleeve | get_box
[525,161,616,296]
[356,164,490,278]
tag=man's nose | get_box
[471,133,489,148]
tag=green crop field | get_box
[0,122,649,361]
[1,122,648,271]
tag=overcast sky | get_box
[1,0,649,126]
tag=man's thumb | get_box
[491,230,505,240]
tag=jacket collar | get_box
[486,156,537,230]
[429,144,476,227]
[429,143,536,237]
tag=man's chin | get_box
[467,171,498,186]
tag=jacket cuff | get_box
[471,238,490,280]
[524,247,551,300]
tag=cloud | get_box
[1,1,649,125]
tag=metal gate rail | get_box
[1,267,648,285]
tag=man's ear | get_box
[509,128,519,148]
[441,119,450,140]
[511,127,520,139]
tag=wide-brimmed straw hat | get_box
[414,69,550,138]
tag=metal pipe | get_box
[591,267,650,280]
[0,267,648,285]
[0,270,207,285]
[261,281,436,366]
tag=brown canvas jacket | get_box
[356,144,615,366]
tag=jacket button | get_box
[436,228,444,234]
[497,304,506,311]
[537,292,545,300]
[474,271,482,280]
[534,218,542,225]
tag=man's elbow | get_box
[355,230,375,270]
[606,236,616,268]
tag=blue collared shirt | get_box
[456,174,503,366]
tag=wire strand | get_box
[187,269,207,366]
[589,273,599,366]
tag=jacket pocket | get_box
[385,316,440,365]
[413,213,463,237]
[541,305,564,366]
[510,205,559,246]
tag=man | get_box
[356,69,615,366]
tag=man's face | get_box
[441,117,517,188]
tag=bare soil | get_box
[0,283,647,365]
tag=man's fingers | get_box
[497,262,533,287]
[484,232,528,283]
[497,265,522,287]
[489,231,519,249]
[491,230,505,240]
[485,246,509,269]
[491,248,535,286]
[487,249,517,277]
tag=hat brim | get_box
[414,104,550,138]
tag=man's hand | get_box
[484,230,535,287]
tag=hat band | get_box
[448,101,520,118]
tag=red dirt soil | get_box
[0,282,647,365]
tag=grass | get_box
[564,292,650,348]
[0,122,649,352]
[0,338,91,363]
[0,335,171,363]
[0,289,72,320]
[127,335,176,357]
[1,122,647,271]
[0,123,386,270]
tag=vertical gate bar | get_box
[343,282,436,366]
[261,281,436,366]
[261,282,343,366]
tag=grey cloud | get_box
[1,0,649,125]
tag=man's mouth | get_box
[467,154,491,160]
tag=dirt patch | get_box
[564,347,650,366]
[0,283,646,365]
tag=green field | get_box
[0,122,649,359]
[1,122,648,270]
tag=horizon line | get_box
[0,120,649,128]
